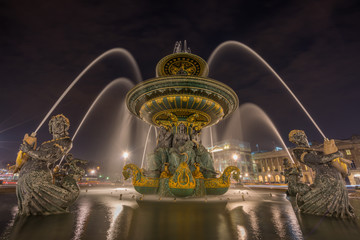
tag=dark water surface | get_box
[0,187,359,240]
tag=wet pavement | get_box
[0,187,359,240]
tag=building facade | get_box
[252,136,360,185]
[208,139,256,182]
[252,149,314,184]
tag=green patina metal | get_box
[123,43,240,198]
[126,76,238,129]
[205,188,229,195]
[134,186,159,195]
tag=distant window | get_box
[346,150,351,155]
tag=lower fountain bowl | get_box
[134,186,159,195]
[169,187,195,197]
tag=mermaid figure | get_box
[289,130,355,218]
[16,114,85,215]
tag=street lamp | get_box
[122,152,129,159]
[232,154,239,160]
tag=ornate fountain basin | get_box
[126,76,238,130]
[124,47,240,198]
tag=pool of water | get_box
[0,187,359,240]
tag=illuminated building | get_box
[208,139,255,182]
[252,149,314,184]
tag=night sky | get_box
[1,0,360,169]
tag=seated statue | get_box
[146,127,173,177]
[16,114,85,216]
[195,144,217,178]
[190,128,202,146]
[155,126,173,150]
[169,140,196,174]
[289,130,355,218]
[172,123,190,150]
[147,124,217,179]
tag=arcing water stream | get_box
[34,48,141,134]
[208,41,327,140]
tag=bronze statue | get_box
[172,123,190,149]
[15,114,85,215]
[289,130,355,218]
[155,126,173,150]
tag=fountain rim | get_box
[125,75,239,128]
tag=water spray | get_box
[208,41,327,140]
[34,48,141,135]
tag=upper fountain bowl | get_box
[155,52,209,77]
[126,50,238,131]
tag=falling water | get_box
[154,128,158,140]
[209,126,215,160]
[72,78,134,142]
[58,78,134,166]
[208,41,327,139]
[239,103,295,163]
[141,125,154,169]
[34,48,142,134]
[212,108,243,142]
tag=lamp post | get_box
[232,154,239,173]
[123,151,129,165]
[121,151,129,185]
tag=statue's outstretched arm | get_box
[320,151,343,162]
[304,151,343,164]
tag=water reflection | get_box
[270,202,303,239]
[283,200,303,239]
[228,191,305,240]
[0,189,359,240]
[123,201,237,240]
[6,213,75,240]
[0,206,18,240]
[236,225,247,240]
[73,198,91,240]
[294,198,360,240]
[107,204,123,240]
[242,204,261,240]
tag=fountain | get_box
[123,41,240,197]
[2,41,360,240]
